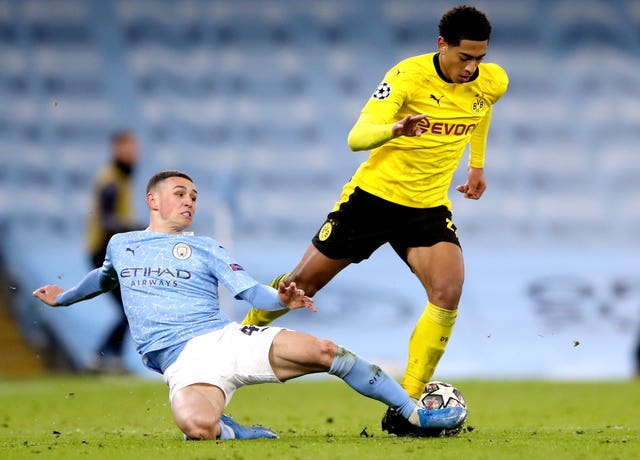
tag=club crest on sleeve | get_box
[229,263,244,271]
[372,82,391,100]
[172,242,192,260]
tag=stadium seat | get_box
[2,1,640,369]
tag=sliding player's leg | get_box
[269,330,466,430]
[171,384,223,440]
[242,244,351,326]
[171,384,278,440]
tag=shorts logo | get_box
[240,325,269,336]
[318,222,333,241]
[446,218,457,236]
[172,242,192,260]
[372,82,391,100]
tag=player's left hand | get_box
[277,282,317,313]
[456,167,486,200]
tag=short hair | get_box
[439,5,492,46]
[146,170,194,193]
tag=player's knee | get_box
[428,281,463,307]
[179,413,217,440]
[313,338,338,368]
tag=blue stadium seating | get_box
[2,0,640,371]
[1,0,638,242]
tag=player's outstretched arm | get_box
[32,267,118,307]
[32,285,65,306]
[277,282,317,313]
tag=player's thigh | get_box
[286,244,352,296]
[406,242,464,307]
[171,383,225,437]
[269,330,337,381]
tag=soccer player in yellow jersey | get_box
[243,5,509,436]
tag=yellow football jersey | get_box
[339,52,508,210]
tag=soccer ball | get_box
[419,381,468,437]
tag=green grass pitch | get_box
[0,376,638,459]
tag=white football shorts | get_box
[163,322,285,405]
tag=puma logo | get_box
[126,247,135,256]
[430,94,443,105]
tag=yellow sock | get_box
[401,302,458,399]
[241,274,291,326]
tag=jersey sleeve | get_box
[56,242,119,306]
[347,63,412,151]
[469,64,509,168]
[347,114,396,151]
[237,284,287,311]
[55,264,118,306]
[207,242,260,298]
[482,63,509,105]
[469,105,492,168]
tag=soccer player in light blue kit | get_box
[33,170,465,441]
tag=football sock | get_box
[241,274,291,326]
[328,347,417,421]
[401,302,458,399]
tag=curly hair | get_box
[439,5,492,46]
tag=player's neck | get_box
[148,222,188,234]
[434,53,454,83]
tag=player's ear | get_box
[437,36,447,54]
[146,191,159,210]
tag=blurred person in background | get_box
[242,5,508,435]
[85,130,142,373]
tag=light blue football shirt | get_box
[104,230,259,371]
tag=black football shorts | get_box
[311,187,461,265]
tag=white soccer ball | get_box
[419,381,468,436]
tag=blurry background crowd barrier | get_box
[1,0,639,378]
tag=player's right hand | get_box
[277,282,317,313]
[32,285,64,307]
[392,114,428,138]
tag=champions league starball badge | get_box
[372,82,391,100]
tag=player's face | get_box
[438,37,488,84]
[114,135,139,167]
[151,177,198,232]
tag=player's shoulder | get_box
[193,235,218,249]
[107,230,146,247]
[390,53,435,77]
[479,62,508,84]
[109,231,221,250]
[478,62,509,98]
[178,234,227,254]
